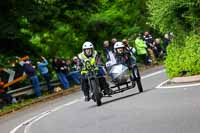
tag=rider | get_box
[114,42,139,80]
[78,41,112,101]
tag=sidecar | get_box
[108,64,143,95]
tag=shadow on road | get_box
[87,88,154,108]
[103,88,155,105]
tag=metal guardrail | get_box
[7,80,62,97]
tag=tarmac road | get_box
[1,66,200,133]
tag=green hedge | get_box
[165,34,200,78]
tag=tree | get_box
[148,0,200,78]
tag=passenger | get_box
[114,42,144,92]
[114,42,135,68]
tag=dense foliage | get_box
[0,0,149,60]
[148,0,200,78]
[1,0,200,78]
[165,34,200,78]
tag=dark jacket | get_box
[143,35,154,48]
[115,52,135,69]
[23,63,36,77]
[163,38,170,50]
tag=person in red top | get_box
[0,80,4,93]
[0,78,13,108]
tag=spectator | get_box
[169,32,174,40]
[135,34,151,65]
[143,31,154,48]
[0,78,14,108]
[71,56,81,71]
[103,40,111,62]
[103,40,116,68]
[37,56,54,93]
[122,39,136,55]
[122,39,137,63]
[163,33,170,53]
[65,59,81,85]
[143,31,157,64]
[152,38,164,59]
[19,59,42,97]
[52,57,69,89]
[111,38,117,52]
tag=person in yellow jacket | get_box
[78,41,112,101]
[135,34,152,65]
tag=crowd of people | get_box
[0,31,173,107]
[0,56,82,108]
[134,32,172,65]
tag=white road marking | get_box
[141,69,165,79]
[9,111,51,133]
[156,80,200,89]
[10,69,165,133]
[10,99,82,133]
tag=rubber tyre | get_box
[133,66,143,93]
[90,79,102,106]
[136,79,143,93]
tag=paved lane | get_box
[2,66,200,133]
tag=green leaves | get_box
[148,0,200,35]
[148,0,200,78]
[87,0,148,45]
[165,34,200,78]
[1,0,150,59]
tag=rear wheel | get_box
[132,66,143,93]
[90,79,102,106]
[136,79,143,92]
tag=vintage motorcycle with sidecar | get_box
[84,60,143,106]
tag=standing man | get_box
[163,33,171,54]
[37,56,54,93]
[111,38,117,52]
[143,31,156,64]
[103,40,116,68]
[135,34,151,65]
[19,58,42,97]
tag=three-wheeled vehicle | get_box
[84,60,143,106]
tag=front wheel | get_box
[90,79,102,106]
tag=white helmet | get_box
[114,42,125,54]
[114,42,124,49]
[82,41,94,50]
